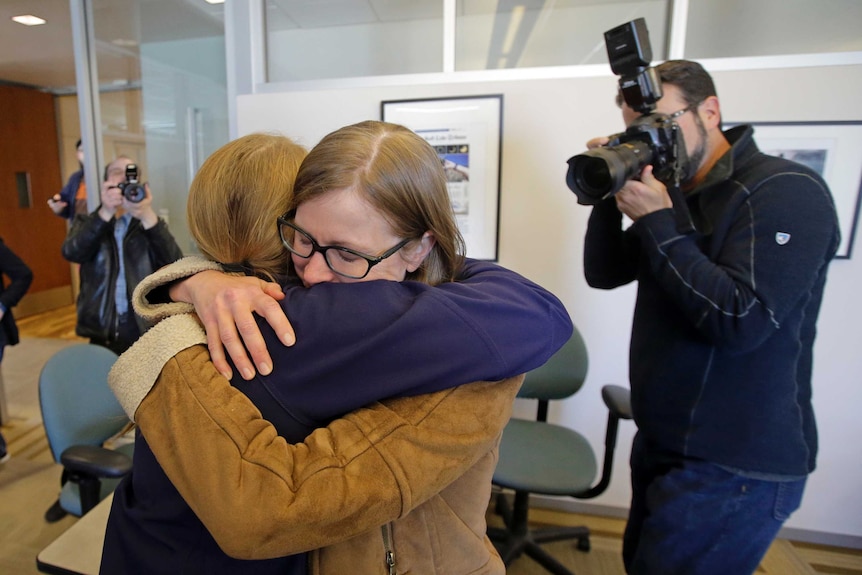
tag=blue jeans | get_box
[623,433,806,575]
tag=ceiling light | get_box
[12,15,47,26]
[204,0,225,4]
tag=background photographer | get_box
[61,156,183,356]
[47,138,87,221]
[582,59,840,574]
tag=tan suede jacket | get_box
[109,257,523,574]
[131,346,521,574]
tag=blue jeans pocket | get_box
[773,479,805,521]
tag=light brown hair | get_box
[290,121,465,285]
[187,133,307,281]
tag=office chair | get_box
[38,343,133,522]
[488,327,633,575]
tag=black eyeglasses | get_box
[668,105,695,120]
[277,215,412,280]
[615,89,699,120]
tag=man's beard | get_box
[682,115,709,184]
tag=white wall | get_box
[237,62,862,545]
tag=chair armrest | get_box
[60,445,133,478]
[601,385,633,421]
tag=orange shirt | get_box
[74,178,87,217]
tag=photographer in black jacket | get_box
[582,60,839,574]
[62,157,183,355]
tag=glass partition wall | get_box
[266,0,445,81]
[684,0,862,58]
[73,0,229,255]
[263,0,860,85]
[454,0,668,70]
[264,0,670,80]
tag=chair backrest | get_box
[38,343,125,462]
[517,324,589,402]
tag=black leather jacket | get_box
[62,210,183,343]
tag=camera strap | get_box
[668,173,696,235]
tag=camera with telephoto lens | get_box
[118,163,146,203]
[566,18,689,205]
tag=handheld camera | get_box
[566,18,688,205]
[118,163,146,203]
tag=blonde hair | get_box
[187,133,307,281]
[290,121,465,285]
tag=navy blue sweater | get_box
[584,125,839,476]
[56,169,84,220]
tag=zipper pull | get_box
[386,550,396,575]
[381,524,397,575]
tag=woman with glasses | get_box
[102,123,572,575]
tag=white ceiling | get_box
[0,0,226,92]
[1,0,81,91]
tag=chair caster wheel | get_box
[577,536,591,552]
[45,500,68,523]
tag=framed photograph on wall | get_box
[381,95,503,261]
[747,121,862,259]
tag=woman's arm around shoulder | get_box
[132,257,293,381]
[437,258,574,376]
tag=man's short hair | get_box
[104,156,133,182]
[614,60,717,110]
[656,60,717,108]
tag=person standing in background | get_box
[582,60,840,574]
[0,238,33,464]
[48,139,86,221]
[61,156,183,356]
[47,156,181,520]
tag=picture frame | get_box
[381,95,503,261]
[746,121,862,259]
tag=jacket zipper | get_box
[381,523,397,575]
